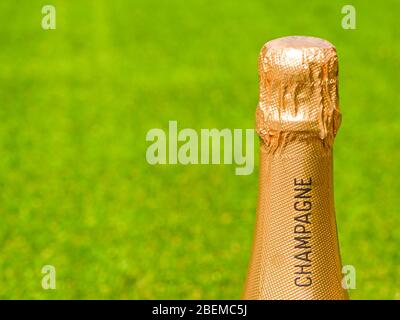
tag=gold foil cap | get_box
[256,36,341,149]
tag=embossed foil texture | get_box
[244,36,348,300]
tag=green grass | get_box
[0,0,398,299]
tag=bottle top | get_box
[256,36,341,149]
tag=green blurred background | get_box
[0,0,398,299]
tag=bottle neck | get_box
[244,138,347,300]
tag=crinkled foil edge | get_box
[256,43,342,153]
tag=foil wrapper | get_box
[256,36,341,153]
[244,36,348,300]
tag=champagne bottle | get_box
[243,36,348,300]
